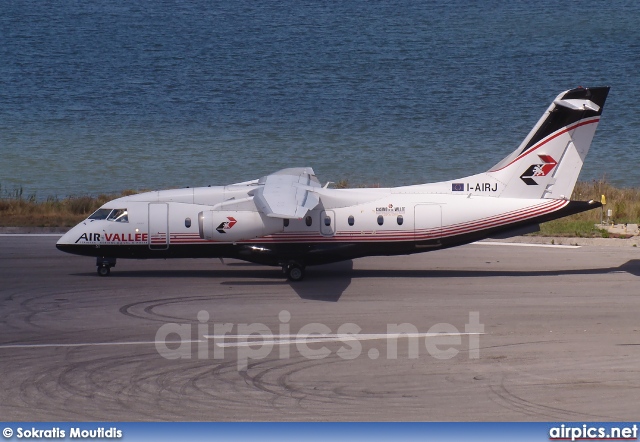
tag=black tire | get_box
[97,265,111,277]
[286,264,305,282]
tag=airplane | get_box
[57,86,610,281]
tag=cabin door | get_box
[148,203,169,250]
[414,205,442,242]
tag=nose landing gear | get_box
[96,257,117,277]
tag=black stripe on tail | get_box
[519,86,610,156]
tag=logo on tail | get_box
[520,155,557,185]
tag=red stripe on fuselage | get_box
[153,200,567,245]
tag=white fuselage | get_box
[57,183,576,267]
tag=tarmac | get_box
[1,234,639,421]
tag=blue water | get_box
[1,0,639,198]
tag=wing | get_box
[251,167,321,218]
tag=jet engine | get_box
[198,211,284,242]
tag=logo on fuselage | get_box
[520,155,557,185]
[216,217,237,234]
[376,205,405,214]
[75,232,148,243]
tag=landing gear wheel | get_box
[96,257,116,276]
[285,263,305,282]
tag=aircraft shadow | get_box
[345,259,640,279]
[69,259,640,302]
[216,260,354,302]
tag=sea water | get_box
[1,0,639,198]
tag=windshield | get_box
[88,208,113,220]
[107,209,129,223]
[87,208,129,223]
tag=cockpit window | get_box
[107,209,129,223]
[88,208,113,220]
[87,208,129,222]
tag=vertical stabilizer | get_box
[487,87,609,199]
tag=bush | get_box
[0,187,143,227]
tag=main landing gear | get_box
[96,257,117,277]
[282,261,305,282]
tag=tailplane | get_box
[488,86,610,199]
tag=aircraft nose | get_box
[56,242,71,252]
[57,229,74,246]
[56,224,85,254]
[56,229,74,252]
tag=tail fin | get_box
[488,86,609,199]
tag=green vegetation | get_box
[1,179,639,236]
[536,219,609,237]
[572,179,640,223]
[533,180,640,237]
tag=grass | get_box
[536,219,609,237]
[533,180,640,237]
[0,185,140,227]
[1,179,638,235]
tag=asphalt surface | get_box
[1,235,639,421]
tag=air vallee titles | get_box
[57,87,609,281]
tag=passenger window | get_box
[397,215,403,225]
[185,217,191,228]
[348,215,354,226]
[283,219,290,227]
[88,208,112,220]
[305,216,313,227]
[324,216,331,226]
[377,215,384,226]
[107,209,128,223]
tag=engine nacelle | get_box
[198,210,284,242]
